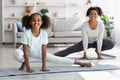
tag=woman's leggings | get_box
[54,39,114,57]
[13,49,74,64]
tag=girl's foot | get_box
[19,63,25,71]
[74,60,92,67]
[80,62,92,67]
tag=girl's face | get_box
[88,10,99,20]
[30,14,42,30]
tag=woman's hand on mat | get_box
[27,68,35,73]
[41,67,50,72]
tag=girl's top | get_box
[19,29,48,57]
[81,21,105,53]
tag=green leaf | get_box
[40,8,49,15]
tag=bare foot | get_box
[95,50,103,59]
[40,68,50,72]
[19,63,25,71]
[80,52,88,60]
[27,68,35,73]
[97,56,103,60]
[80,56,88,60]
[74,60,92,67]
[80,62,92,67]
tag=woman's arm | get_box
[81,23,88,53]
[41,45,49,71]
[23,44,34,73]
[97,23,105,53]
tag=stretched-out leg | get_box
[87,39,114,51]
[13,49,25,63]
[46,53,74,64]
[37,53,91,67]
[19,62,25,71]
[101,39,114,51]
[87,39,114,59]
[13,49,25,70]
[54,41,83,57]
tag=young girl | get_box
[54,7,114,59]
[13,13,91,73]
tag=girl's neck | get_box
[31,29,40,37]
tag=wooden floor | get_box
[0,44,120,80]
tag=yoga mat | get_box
[68,53,116,60]
[29,53,116,63]
[0,64,120,77]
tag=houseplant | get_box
[40,8,49,15]
[101,13,114,37]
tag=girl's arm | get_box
[23,44,34,73]
[41,45,49,71]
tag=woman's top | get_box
[19,29,48,57]
[81,21,105,53]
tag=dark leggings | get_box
[54,39,114,57]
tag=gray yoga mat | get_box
[0,64,120,77]
[30,53,116,63]
[68,53,116,60]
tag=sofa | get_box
[13,18,85,48]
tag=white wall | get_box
[0,0,3,43]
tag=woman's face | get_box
[88,10,99,20]
[30,14,42,30]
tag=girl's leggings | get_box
[13,49,74,64]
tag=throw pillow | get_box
[72,18,86,31]
[16,21,25,32]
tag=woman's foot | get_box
[80,56,88,60]
[95,49,103,59]
[97,54,103,59]
[27,68,35,73]
[80,52,88,60]
[19,62,25,71]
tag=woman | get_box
[54,7,114,59]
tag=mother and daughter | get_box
[13,6,114,73]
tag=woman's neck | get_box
[89,20,98,30]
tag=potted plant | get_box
[40,8,49,15]
[101,13,114,37]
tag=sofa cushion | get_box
[17,31,53,38]
[16,21,25,32]
[73,17,86,31]
[52,18,79,31]
[17,32,23,38]
[53,31,82,37]
[46,19,54,37]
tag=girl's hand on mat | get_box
[41,67,50,72]
[27,68,35,73]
